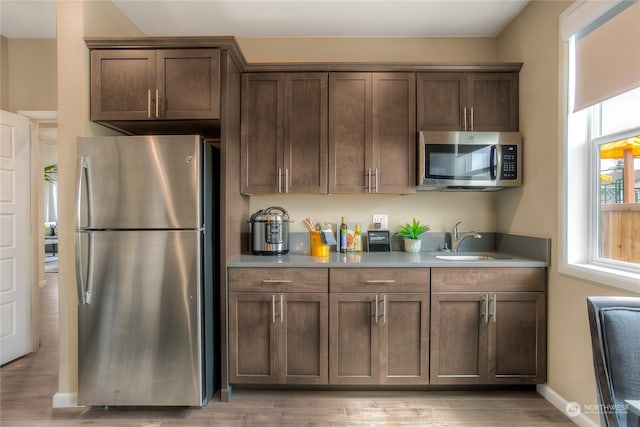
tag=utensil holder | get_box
[309,231,329,257]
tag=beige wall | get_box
[496,1,639,425]
[3,39,57,113]
[1,36,8,110]
[252,193,497,235]
[238,37,496,63]
[56,0,142,398]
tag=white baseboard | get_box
[52,392,84,408]
[537,384,599,427]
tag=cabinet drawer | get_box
[431,267,545,292]
[330,268,430,292]
[229,268,328,292]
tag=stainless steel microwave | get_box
[417,131,522,191]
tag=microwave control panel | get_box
[501,145,518,180]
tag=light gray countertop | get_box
[228,251,548,268]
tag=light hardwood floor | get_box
[0,273,575,426]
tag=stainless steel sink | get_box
[435,254,497,261]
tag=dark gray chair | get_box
[587,296,640,427]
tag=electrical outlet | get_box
[372,214,388,230]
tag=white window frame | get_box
[560,36,640,293]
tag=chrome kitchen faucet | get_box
[451,221,482,252]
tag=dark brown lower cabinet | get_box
[430,267,547,385]
[329,292,429,385]
[229,292,328,384]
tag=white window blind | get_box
[572,0,640,111]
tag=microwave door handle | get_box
[490,145,498,180]
[418,140,426,185]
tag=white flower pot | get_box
[404,239,422,253]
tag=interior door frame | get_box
[19,110,58,351]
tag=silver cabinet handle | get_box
[375,168,379,193]
[262,279,292,284]
[280,294,284,323]
[383,294,387,324]
[491,293,497,323]
[365,279,396,284]
[285,168,289,193]
[463,107,467,131]
[155,88,159,118]
[272,295,276,323]
[483,293,489,323]
[374,294,379,324]
[277,168,282,193]
[470,107,474,131]
[367,169,372,193]
[147,89,152,118]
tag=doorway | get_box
[17,111,58,355]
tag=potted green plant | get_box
[396,218,430,253]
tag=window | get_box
[592,89,640,268]
[561,1,640,292]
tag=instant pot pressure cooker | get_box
[249,206,291,255]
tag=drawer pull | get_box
[365,279,396,284]
[262,279,292,284]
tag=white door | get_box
[0,110,32,364]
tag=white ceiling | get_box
[1,0,529,39]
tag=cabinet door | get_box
[329,293,379,384]
[416,72,466,131]
[229,293,278,384]
[156,49,220,120]
[329,73,373,194]
[241,73,284,194]
[379,293,429,384]
[467,73,518,131]
[284,73,328,194]
[372,73,416,193]
[430,293,488,384]
[90,50,156,121]
[489,292,546,384]
[280,293,328,384]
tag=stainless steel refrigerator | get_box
[75,135,218,406]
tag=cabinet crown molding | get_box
[85,36,247,69]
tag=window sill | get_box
[560,263,640,294]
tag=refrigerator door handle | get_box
[75,156,92,229]
[75,156,94,305]
[75,231,94,305]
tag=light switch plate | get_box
[372,214,388,229]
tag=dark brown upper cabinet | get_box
[91,48,221,122]
[417,72,518,132]
[241,72,328,195]
[329,72,416,194]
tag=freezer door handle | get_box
[75,231,94,305]
[75,156,92,229]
